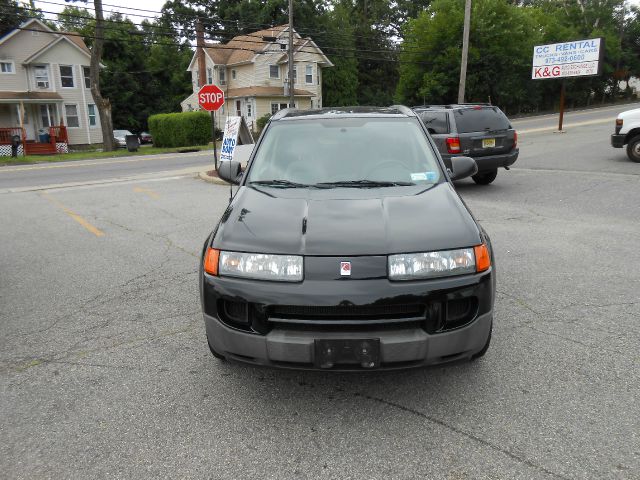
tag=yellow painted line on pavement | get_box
[0,151,211,174]
[518,117,615,134]
[41,193,105,237]
[133,186,160,199]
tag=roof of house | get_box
[0,91,63,101]
[200,25,332,68]
[0,19,91,62]
[226,86,313,98]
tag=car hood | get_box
[618,108,640,120]
[212,183,481,256]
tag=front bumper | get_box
[201,270,494,370]
[204,310,492,370]
[611,133,626,148]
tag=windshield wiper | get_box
[249,179,311,188]
[315,180,415,188]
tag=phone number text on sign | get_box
[532,62,599,79]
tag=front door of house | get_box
[16,105,35,141]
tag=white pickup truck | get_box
[611,107,640,162]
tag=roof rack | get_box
[388,105,416,116]
[271,107,298,120]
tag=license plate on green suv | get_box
[482,138,496,148]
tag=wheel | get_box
[472,169,498,185]
[626,135,640,163]
[471,323,492,360]
[207,334,226,360]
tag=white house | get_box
[0,19,103,156]
[181,25,333,130]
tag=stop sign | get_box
[198,84,225,111]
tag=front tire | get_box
[627,135,640,163]
[472,169,498,185]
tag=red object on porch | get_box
[0,127,25,145]
[0,126,67,155]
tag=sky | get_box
[33,0,640,23]
[33,0,168,21]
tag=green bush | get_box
[256,113,272,133]
[148,111,217,148]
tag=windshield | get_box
[113,130,132,136]
[246,117,442,187]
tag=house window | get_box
[247,102,252,118]
[0,61,14,74]
[207,68,213,84]
[310,99,314,109]
[83,66,90,88]
[271,102,289,115]
[64,104,80,127]
[306,65,313,84]
[60,65,74,88]
[317,70,320,85]
[232,69,236,80]
[34,65,49,88]
[280,42,287,50]
[269,65,279,79]
[219,68,226,85]
[40,105,51,127]
[87,104,97,126]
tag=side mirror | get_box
[218,160,242,185]
[449,156,478,181]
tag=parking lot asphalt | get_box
[1,105,639,479]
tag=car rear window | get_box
[454,107,511,133]
[417,111,449,134]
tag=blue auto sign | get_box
[532,38,603,79]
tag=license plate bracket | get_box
[314,338,380,369]
[482,138,496,148]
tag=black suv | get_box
[200,106,495,370]
[413,104,518,185]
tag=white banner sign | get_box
[220,116,241,162]
[532,38,603,79]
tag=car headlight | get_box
[388,245,490,280]
[204,248,303,282]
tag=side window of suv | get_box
[418,111,450,134]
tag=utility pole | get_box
[458,0,471,104]
[288,0,295,108]
[197,18,217,167]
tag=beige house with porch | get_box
[0,19,102,155]
[181,25,333,131]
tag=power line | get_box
[35,0,394,45]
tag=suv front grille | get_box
[268,304,425,325]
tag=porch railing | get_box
[0,127,25,145]
[49,125,68,144]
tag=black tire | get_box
[207,335,226,360]
[472,169,498,185]
[471,323,492,361]
[627,135,640,163]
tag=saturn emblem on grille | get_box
[340,261,351,276]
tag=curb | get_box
[198,170,228,185]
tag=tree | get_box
[397,0,541,113]
[0,0,41,37]
[90,0,115,151]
